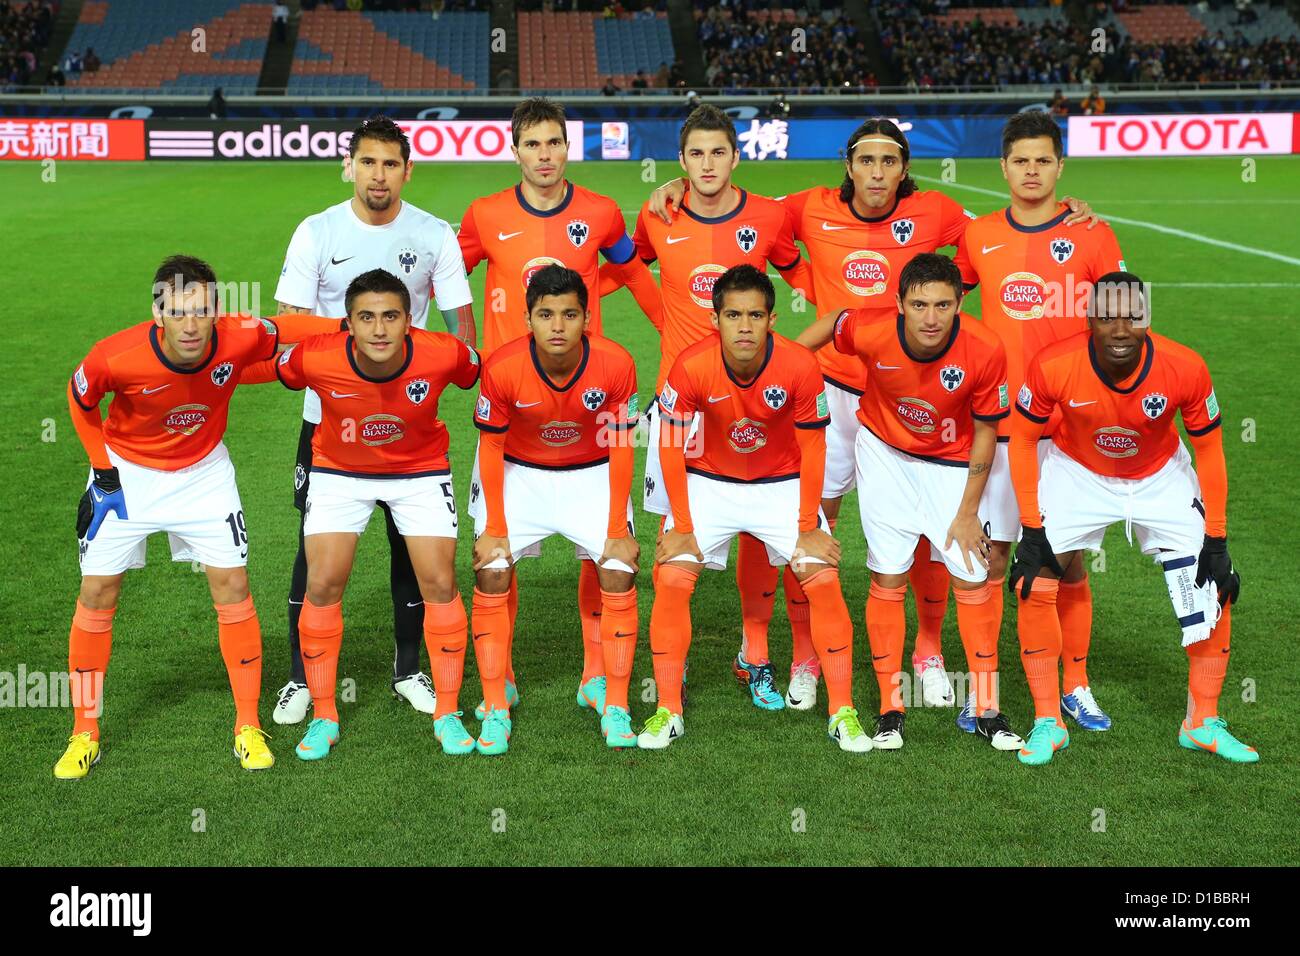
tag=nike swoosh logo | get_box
[331,391,361,399]
[304,651,324,660]
[922,597,945,604]
[1069,400,1097,407]
[498,231,523,241]
[1072,656,1086,663]
[821,222,850,231]
[875,362,900,370]
[707,395,729,403]
[75,667,94,673]
[665,236,689,244]
[1221,647,1230,654]
[515,400,541,408]
[651,650,667,656]
[240,656,260,665]
[407,601,424,608]
[142,384,170,395]
[1023,648,1047,655]
[761,591,775,598]
[440,646,460,653]
[975,651,994,659]
[91,488,105,504]
[981,244,1006,255]
[472,632,490,640]
[872,653,889,661]
[330,256,354,266]
[614,631,635,638]
[827,645,847,654]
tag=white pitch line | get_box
[913,175,1300,268]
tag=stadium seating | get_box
[519,10,673,92]
[63,0,271,94]
[288,10,488,95]
[1115,4,1205,44]
[1191,3,1300,44]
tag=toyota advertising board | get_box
[1067,113,1294,157]
[0,118,145,160]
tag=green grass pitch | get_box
[0,156,1296,866]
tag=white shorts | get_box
[662,473,829,571]
[470,459,634,567]
[985,438,1052,542]
[78,443,248,576]
[642,398,700,517]
[854,426,989,584]
[470,438,541,559]
[304,470,459,538]
[822,381,860,499]
[1039,441,1205,556]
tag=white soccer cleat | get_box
[272,681,311,725]
[915,654,955,707]
[785,663,819,711]
[827,706,872,753]
[637,707,684,750]
[392,672,438,715]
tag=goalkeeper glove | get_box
[76,468,127,541]
[1009,525,1065,600]
[1195,534,1240,606]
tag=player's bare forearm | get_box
[795,311,841,351]
[649,177,688,224]
[442,304,477,349]
[958,419,997,517]
[1061,195,1104,229]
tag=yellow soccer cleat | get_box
[54,732,101,780]
[233,725,274,771]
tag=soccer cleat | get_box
[295,717,340,761]
[1061,685,1112,731]
[915,654,955,707]
[827,706,872,753]
[1178,716,1259,764]
[473,679,519,721]
[975,712,1024,751]
[872,710,906,750]
[956,692,977,733]
[785,661,818,711]
[637,707,684,750]
[54,732,100,780]
[732,653,785,710]
[1018,717,1069,766]
[233,725,274,770]
[576,675,607,714]
[432,711,476,756]
[392,672,437,715]
[476,707,512,756]
[272,681,311,725]
[601,705,637,749]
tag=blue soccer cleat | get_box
[1061,685,1112,731]
[956,692,977,733]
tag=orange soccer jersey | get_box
[633,187,802,392]
[473,334,638,468]
[784,186,975,393]
[659,333,830,482]
[276,328,480,476]
[458,182,637,357]
[832,308,1009,463]
[70,315,279,470]
[956,203,1124,436]
[1017,331,1221,481]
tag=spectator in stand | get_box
[273,3,289,43]
[1050,89,1069,116]
[83,47,101,73]
[768,90,790,119]
[655,61,669,88]
[209,87,228,119]
[1081,86,1105,115]
[601,76,620,96]
[47,61,64,87]
[631,69,649,93]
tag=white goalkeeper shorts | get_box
[642,398,700,517]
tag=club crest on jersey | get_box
[470,480,481,504]
[397,248,419,275]
[405,379,430,405]
[211,361,234,387]
[735,225,758,254]
[891,218,915,245]
[1049,237,1075,265]
[582,387,607,412]
[1141,392,1168,420]
[566,219,590,248]
[939,365,965,393]
[295,463,306,492]
[762,384,787,410]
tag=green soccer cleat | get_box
[828,705,872,753]
[637,706,684,750]
[1017,717,1069,766]
[1179,716,1259,763]
[474,679,519,721]
[601,705,637,749]
[576,675,607,713]
[295,718,340,762]
[433,711,476,756]
[476,707,512,756]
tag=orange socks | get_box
[1058,577,1093,691]
[736,533,778,665]
[910,541,949,661]
[953,584,999,714]
[505,575,519,683]
[1017,578,1062,722]
[800,569,854,714]
[1187,603,1231,724]
[68,601,114,740]
[784,566,818,676]
[866,581,907,713]
[649,564,697,714]
[472,588,511,711]
[600,588,638,711]
[216,595,262,735]
[424,595,468,718]
[299,599,343,724]
[578,560,604,682]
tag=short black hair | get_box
[349,115,410,163]
[679,104,737,154]
[712,264,775,314]
[526,264,588,312]
[897,253,964,301]
[152,254,219,311]
[1089,270,1148,320]
[840,118,916,203]
[344,268,411,316]
[512,97,567,146]
[1001,110,1064,160]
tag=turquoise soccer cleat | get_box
[476,707,512,756]
[295,718,340,762]
[732,653,785,711]
[1179,716,1259,763]
[576,675,607,713]
[1017,717,1069,766]
[601,705,637,749]
[433,711,476,756]
[474,679,519,721]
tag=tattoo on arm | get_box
[969,463,989,477]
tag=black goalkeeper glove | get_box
[1009,525,1065,600]
[1195,534,1240,606]
[76,467,127,541]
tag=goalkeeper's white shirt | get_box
[274,198,473,423]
